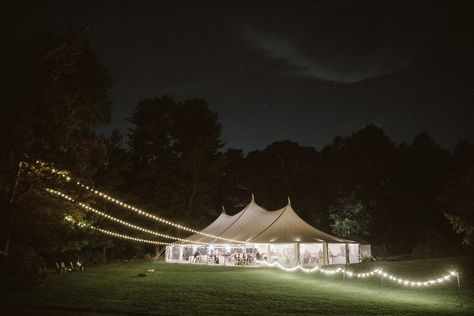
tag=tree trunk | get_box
[1,161,23,282]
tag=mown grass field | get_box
[1,256,473,315]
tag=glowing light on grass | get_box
[255,260,457,287]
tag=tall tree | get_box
[439,140,474,246]
[0,28,111,286]
[126,96,224,228]
[321,125,395,243]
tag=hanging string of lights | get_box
[255,260,458,287]
[63,215,199,246]
[46,188,206,246]
[91,227,202,247]
[33,160,243,244]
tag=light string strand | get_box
[255,260,457,287]
[46,188,206,246]
[64,215,198,246]
[91,226,199,247]
[34,160,243,244]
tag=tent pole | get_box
[345,243,350,265]
[323,243,329,266]
[296,243,300,265]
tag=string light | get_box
[46,188,206,245]
[63,214,201,247]
[91,227,200,247]
[34,160,243,244]
[92,227,175,245]
[255,260,457,287]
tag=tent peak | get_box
[251,193,255,203]
[287,196,292,206]
[221,205,226,214]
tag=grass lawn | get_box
[1,256,473,315]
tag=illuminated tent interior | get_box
[165,196,365,266]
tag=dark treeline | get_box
[105,97,473,260]
[1,30,473,288]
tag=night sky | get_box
[3,0,473,151]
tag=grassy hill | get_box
[1,256,473,315]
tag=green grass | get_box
[1,257,473,315]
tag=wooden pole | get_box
[323,243,329,266]
[456,273,462,308]
[345,243,350,265]
[295,243,300,265]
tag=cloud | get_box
[241,26,419,83]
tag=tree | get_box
[328,191,371,238]
[0,28,111,286]
[243,141,321,208]
[218,149,251,213]
[390,133,452,254]
[439,140,474,246]
[321,125,395,243]
[126,96,225,228]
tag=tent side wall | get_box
[165,246,171,262]
[299,243,325,266]
[348,243,360,264]
[360,244,372,261]
[268,243,298,266]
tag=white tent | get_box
[166,196,361,266]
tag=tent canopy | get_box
[249,200,348,243]
[183,196,352,244]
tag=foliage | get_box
[125,96,225,227]
[437,141,474,247]
[444,212,474,246]
[441,168,474,246]
[329,191,371,237]
[6,246,49,289]
[0,28,111,287]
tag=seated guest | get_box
[60,261,66,273]
[76,259,85,272]
[247,253,253,264]
[303,250,311,264]
[193,251,201,263]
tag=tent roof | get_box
[215,199,283,243]
[182,196,351,245]
[249,201,350,243]
[184,208,245,244]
